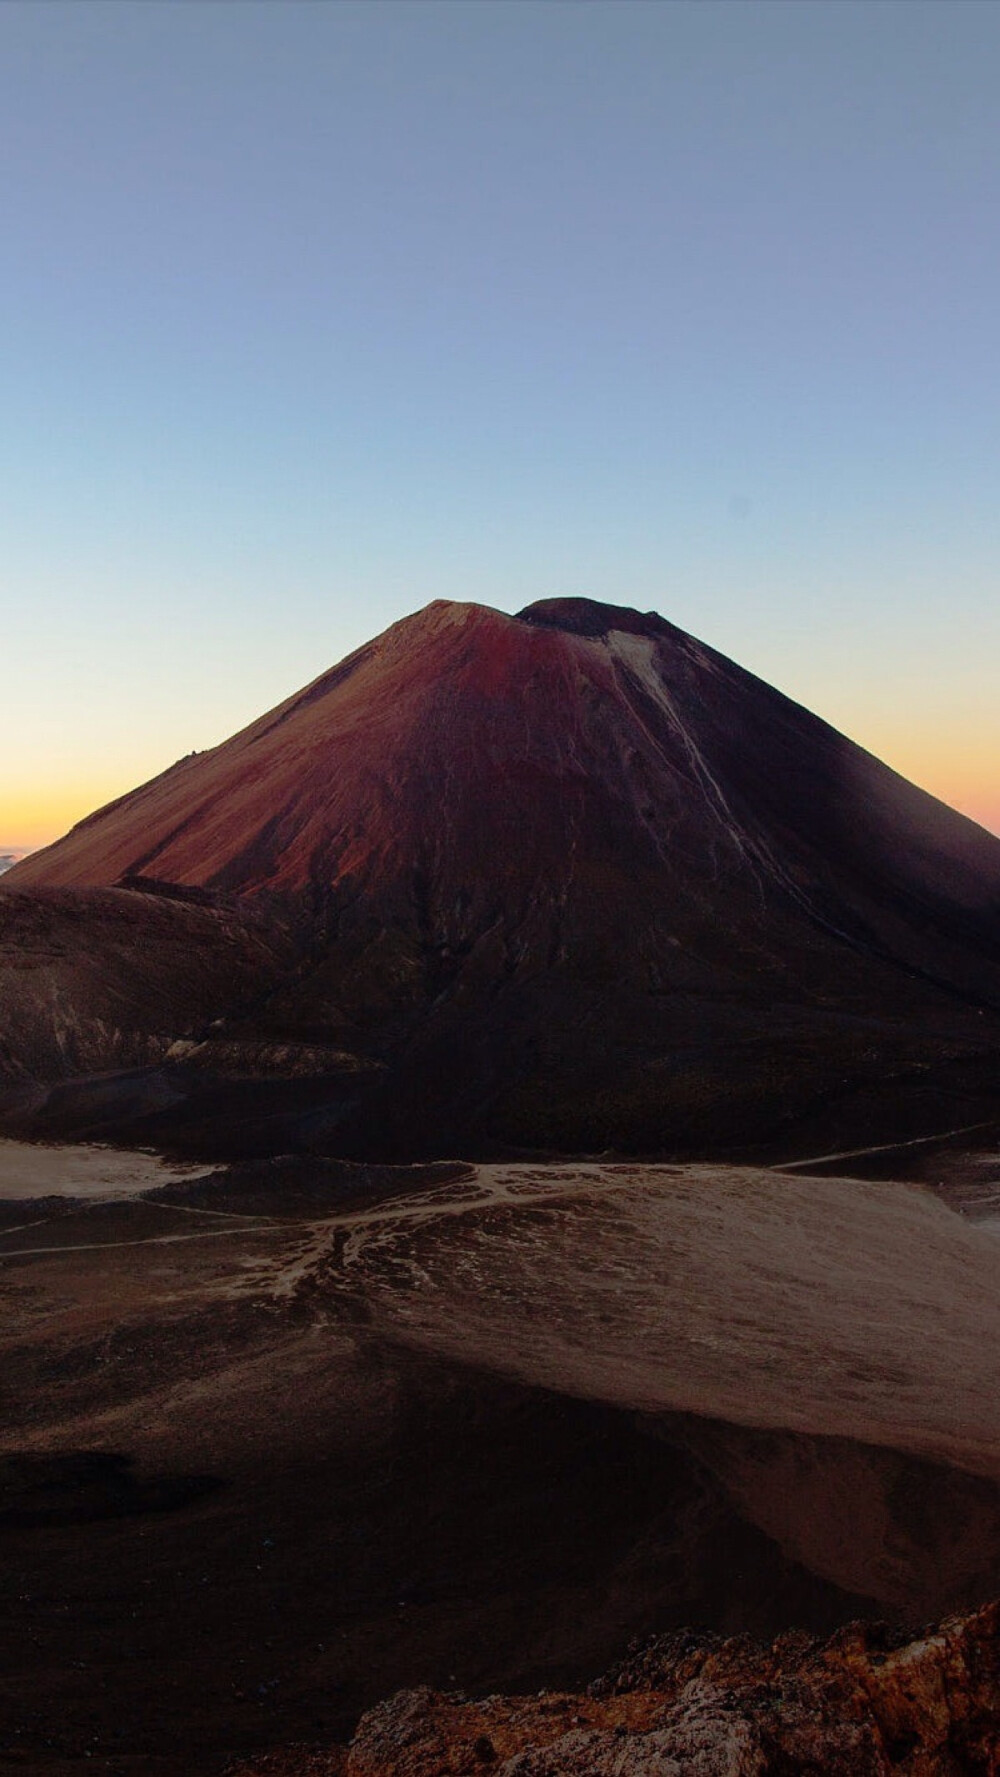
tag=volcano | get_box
[5,597,1000,1157]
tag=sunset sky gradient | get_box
[2,0,998,852]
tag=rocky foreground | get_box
[231,1602,1000,1775]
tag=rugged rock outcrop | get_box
[291,1602,1000,1776]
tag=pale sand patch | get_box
[330,1162,1000,1480]
[0,1136,203,1200]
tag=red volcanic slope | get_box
[8,598,1000,1157]
[13,597,1000,917]
[18,601,615,894]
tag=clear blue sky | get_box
[2,0,998,848]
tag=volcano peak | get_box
[516,595,669,641]
[4,594,1000,1157]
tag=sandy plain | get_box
[3,1136,1000,1773]
[327,1157,1000,1475]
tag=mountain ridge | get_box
[4,597,1000,1159]
[11,596,1000,907]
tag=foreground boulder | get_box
[230,1600,1000,1775]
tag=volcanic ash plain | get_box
[4,1145,1000,1771]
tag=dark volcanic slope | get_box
[5,598,1000,1156]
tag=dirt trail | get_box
[774,1119,1000,1172]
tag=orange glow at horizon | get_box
[861,741,1000,840]
[0,783,127,856]
[3,748,999,859]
